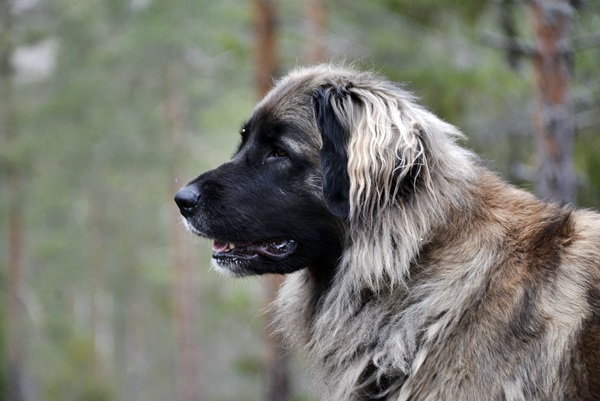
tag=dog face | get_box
[174,80,346,277]
[175,66,434,277]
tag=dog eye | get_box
[270,147,289,158]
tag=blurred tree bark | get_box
[253,1,291,401]
[529,0,577,204]
[254,0,278,97]
[262,275,290,401]
[1,0,26,399]
[305,0,327,64]
[165,63,202,401]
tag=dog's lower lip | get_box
[212,239,297,261]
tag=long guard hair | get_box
[271,65,600,400]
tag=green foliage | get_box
[44,337,115,401]
[373,0,488,24]
[576,136,600,208]
[294,396,316,401]
[0,297,6,400]
[1,1,598,401]
[233,354,264,377]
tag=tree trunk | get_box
[253,2,291,401]
[1,0,26,399]
[529,0,576,204]
[7,177,25,401]
[165,64,201,401]
[263,276,291,401]
[254,0,278,97]
[305,0,327,64]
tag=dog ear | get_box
[314,85,351,219]
[314,79,428,222]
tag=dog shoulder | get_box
[568,210,600,398]
[471,174,600,392]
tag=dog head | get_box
[174,67,344,276]
[175,65,453,277]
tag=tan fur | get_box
[268,65,600,400]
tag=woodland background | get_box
[1,0,599,400]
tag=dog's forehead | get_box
[257,79,313,118]
[245,84,321,154]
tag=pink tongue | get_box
[213,240,229,253]
[212,239,297,260]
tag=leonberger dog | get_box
[174,65,600,400]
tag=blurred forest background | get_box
[1,0,599,400]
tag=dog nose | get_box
[174,185,200,216]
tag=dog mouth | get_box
[212,239,297,261]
